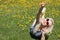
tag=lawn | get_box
[0,0,60,40]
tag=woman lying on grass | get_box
[30,2,54,40]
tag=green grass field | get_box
[0,0,60,40]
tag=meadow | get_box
[0,0,60,40]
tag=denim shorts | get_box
[30,28,49,40]
[30,27,42,39]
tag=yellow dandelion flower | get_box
[21,24,23,27]
[18,24,21,27]
[17,15,20,18]
[0,8,3,11]
[22,16,24,19]
[26,22,29,24]
[18,24,23,27]
[58,21,60,23]
[0,0,1,2]
[10,4,16,7]
[22,28,25,30]
[56,13,58,16]
[12,15,17,18]
[58,34,60,37]
[7,9,11,12]
[29,19,31,21]
[18,0,26,4]
[27,3,32,8]
[32,16,35,18]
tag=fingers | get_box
[39,2,46,7]
[41,27,47,34]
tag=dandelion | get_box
[18,0,26,4]
[7,9,11,13]
[22,16,24,19]
[26,22,29,25]
[29,20,31,22]
[12,15,17,18]
[32,16,35,18]
[0,8,3,11]
[10,3,16,7]
[58,34,60,38]
[0,0,1,2]
[22,27,26,31]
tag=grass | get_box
[0,0,60,40]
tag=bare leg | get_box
[41,33,45,40]
[36,39,40,40]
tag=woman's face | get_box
[41,19,52,26]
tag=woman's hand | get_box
[41,27,46,40]
[41,27,47,34]
[39,2,46,7]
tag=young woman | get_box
[30,2,54,40]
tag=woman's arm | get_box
[36,6,44,23]
[31,19,36,27]
[36,2,46,23]
[41,33,45,40]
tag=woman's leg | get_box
[30,27,42,39]
[45,34,49,40]
[30,23,42,39]
[34,31,42,37]
[34,31,42,40]
[36,39,41,40]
